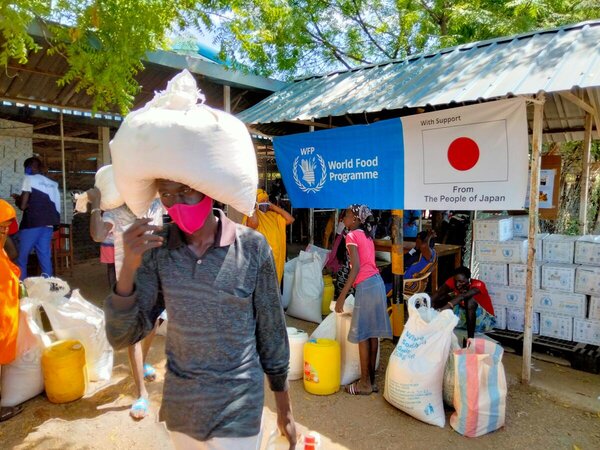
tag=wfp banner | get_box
[273,119,404,209]
[273,98,528,210]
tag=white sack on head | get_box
[95,165,125,210]
[110,69,258,217]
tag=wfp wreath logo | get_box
[293,149,327,193]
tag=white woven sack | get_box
[0,299,51,407]
[384,293,458,427]
[287,251,324,324]
[110,70,258,217]
[282,257,298,310]
[95,165,125,210]
[41,289,113,382]
[23,276,70,300]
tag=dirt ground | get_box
[1,260,599,449]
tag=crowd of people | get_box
[0,73,498,449]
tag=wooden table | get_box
[373,240,462,292]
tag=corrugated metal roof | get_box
[238,21,600,128]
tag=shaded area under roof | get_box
[0,21,287,116]
[238,21,600,142]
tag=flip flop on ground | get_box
[0,405,24,422]
[130,397,150,420]
[143,363,156,382]
[345,382,373,396]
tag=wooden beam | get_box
[557,91,600,138]
[32,132,100,144]
[33,121,57,130]
[580,113,593,234]
[523,92,545,385]
[286,119,335,129]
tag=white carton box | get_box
[533,290,587,318]
[487,285,526,308]
[512,215,529,237]
[542,234,578,264]
[506,308,539,334]
[574,235,600,266]
[536,233,549,262]
[573,318,600,346]
[476,262,508,286]
[473,216,513,242]
[509,262,542,288]
[494,307,506,330]
[575,266,600,296]
[541,263,577,293]
[540,313,573,341]
[589,297,600,320]
[475,239,528,264]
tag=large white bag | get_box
[331,296,380,386]
[282,258,298,310]
[286,251,324,324]
[110,70,258,217]
[1,299,51,407]
[74,165,125,213]
[384,293,458,427]
[450,338,507,437]
[23,276,70,301]
[41,290,113,382]
[305,244,330,270]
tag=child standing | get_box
[335,204,392,395]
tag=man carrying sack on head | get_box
[244,188,294,284]
[104,70,296,450]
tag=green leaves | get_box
[2,0,599,112]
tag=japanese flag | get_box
[402,98,529,210]
[423,120,508,184]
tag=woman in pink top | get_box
[335,204,392,395]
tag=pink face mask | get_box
[167,196,213,234]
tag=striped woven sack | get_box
[450,338,507,437]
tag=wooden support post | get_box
[522,93,545,384]
[309,125,315,245]
[224,85,231,113]
[580,113,593,234]
[391,209,404,342]
[59,113,68,223]
[97,126,111,168]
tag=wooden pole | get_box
[59,113,68,224]
[391,209,404,342]
[580,113,593,234]
[522,93,545,384]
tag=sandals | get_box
[0,405,24,422]
[345,382,373,396]
[130,397,150,420]
[143,363,157,382]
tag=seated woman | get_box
[404,230,436,278]
[430,266,496,341]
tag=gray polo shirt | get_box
[104,210,289,441]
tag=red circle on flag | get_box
[447,137,480,171]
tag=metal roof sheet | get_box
[238,21,600,127]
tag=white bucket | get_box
[286,327,308,380]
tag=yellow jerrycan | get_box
[321,274,335,315]
[42,339,87,403]
[303,338,340,395]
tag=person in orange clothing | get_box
[244,189,294,284]
[0,199,23,422]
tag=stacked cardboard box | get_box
[471,217,600,345]
[472,216,514,331]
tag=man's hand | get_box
[86,187,101,206]
[121,219,163,273]
[334,296,346,313]
[274,390,297,450]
